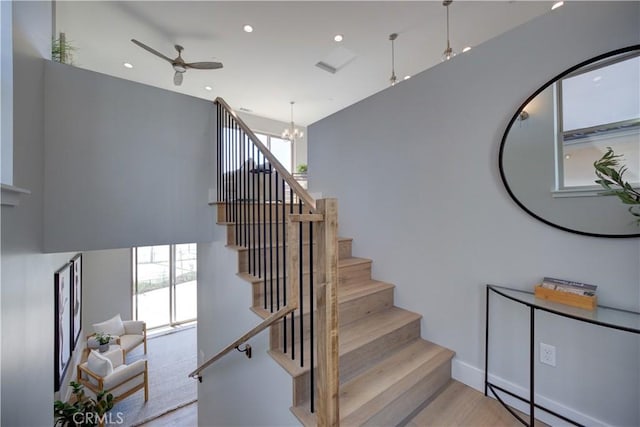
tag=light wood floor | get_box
[139,402,197,427]
[139,381,545,427]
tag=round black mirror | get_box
[499,45,640,238]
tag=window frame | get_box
[554,52,640,196]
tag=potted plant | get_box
[594,147,640,223]
[54,381,114,427]
[296,164,308,174]
[94,333,112,353]
[51,32,76,65]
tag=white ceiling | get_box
[55,1,552,126]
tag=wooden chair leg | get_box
[144,361,149,402]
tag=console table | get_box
[484,284,640,426]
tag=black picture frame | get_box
[70,253,83,351]
[54,262,73,392]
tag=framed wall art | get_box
[70,253,82,351]
[54,262,72,391]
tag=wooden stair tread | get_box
[269,307,421,378]
[339,339,454,423]
[292,339,455,425]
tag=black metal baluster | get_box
[309,219,315,413]
[269,164,274,313]
[244,134,248,249]
[299,199,304,367]
[252,143,257,277]
[290,187,295,360]
[225,111,230,220]
[275,172,280,312]
[241,134,246,248]
[282,179,288,353]
[262,156,267,309]
[217,103,221,203]
[246,137,252,273]
[234,121,239,242]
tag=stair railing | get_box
[190,97,339,425]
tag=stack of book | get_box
[534,277,598,310]
[539,277,597,297]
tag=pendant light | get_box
[389,33,398,86]
[282,101,303,141]
[441,0,456,61]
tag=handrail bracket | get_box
[235,343,252,359]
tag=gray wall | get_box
[1,2,76,425]
[197,233,298,426]
[1,0,13,184]
[82,248,133,332]
[309,2,639,426]
[43,62,215,252]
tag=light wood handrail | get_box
[215,97,317,213]
[189,305,297,379]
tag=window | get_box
[132,244,197,329]
[256,132,293,173]
[221,129,293,174]
[556,53,640,192]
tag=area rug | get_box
[110,326,197,427]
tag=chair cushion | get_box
[119,334,144,352]
[93,314,125,337]
[87,350,114,377]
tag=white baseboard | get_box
[452,359,609,427]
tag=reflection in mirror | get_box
[500,46,640,237]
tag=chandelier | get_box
[441,0,456,61]
[282,101,304,141]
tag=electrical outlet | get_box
[540,343,556,367]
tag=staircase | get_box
[216,202,455,426]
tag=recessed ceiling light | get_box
[404,75,411,80]
[123,62,133,69]
[462,46,472,53]
[551,1,564,10]
[243,24,254,33]
[334,34,344,42]
[204,86,213,91]
[593,76,602,83]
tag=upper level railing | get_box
[190,98,339,425]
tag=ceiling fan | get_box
[131,39,223,86]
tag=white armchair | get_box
[77,349,148,403]
[89,314,147,358]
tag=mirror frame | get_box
[499,44,640,238]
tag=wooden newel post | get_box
[316,198,339,426]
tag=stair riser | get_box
[269,287,395,350]
[238,239,353,278]
[292,319,421,405]
[339,262,373,286]
[225,222,313,247]
[217,202,312,224]
[238,246,314,275]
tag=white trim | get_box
[1,183,31,206]
[452,358,610,427]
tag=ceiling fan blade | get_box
[131,39,173,63]
[185,61,223,70]
[173,71,184,86]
